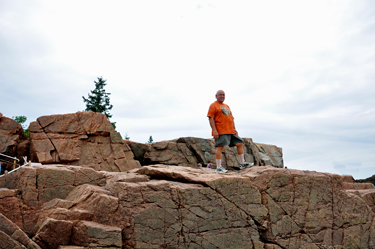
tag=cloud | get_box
[0,0,374,179]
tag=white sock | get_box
[239,154,245,164]
[216,159,222,168]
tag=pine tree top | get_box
[82,77,113,119]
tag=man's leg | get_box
[215,146,224,168]
[234,143,254,169]
[234,143,245,163]
[214,135,229,173]
[215,146,228,173]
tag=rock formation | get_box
[28,111,140,172]
[0,213,40,249]
[126,137,283,168]
[0,164,374,248]
[0,113,29,172]
[1,111,374,248]
[1,111,282,173]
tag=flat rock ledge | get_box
[0,164,375,249]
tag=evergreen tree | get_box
[82,77,113,119]
[124,133,130,140]
[147,136,153,143]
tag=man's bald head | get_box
[216,90,225,95]
[215,90,225,103]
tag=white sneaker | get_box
[239,162,254,170]
[215,167,228,173]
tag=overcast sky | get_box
[1,0,374,179]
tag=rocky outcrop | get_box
[0,213,41,249]
[126,137,283,168]
[0,165,108,236]
[0,114,29,172]
[1,112,282,174]
[71,221,122,248]
[343,175,375,214]
[1,111,374,248]
[33,218,73,249]
[0,164,374,248]
[342,174,375,190]
[29,111,141,172]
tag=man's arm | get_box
[208,117,219,140]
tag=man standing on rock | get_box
[207,90,254,173]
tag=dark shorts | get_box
[215,134,245,147]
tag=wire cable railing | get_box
[0,153,31,177]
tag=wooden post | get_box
[13,160,16,170]
[29,161,31,166]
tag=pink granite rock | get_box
[127,136,283,169]
[0,165,107,235]
[29,111,140,172]
[0,213,41,249]
[0,188,23,230]
[0,115,29,171]
[71,221,122,248]
[33,218,73,249]
[1,164,374,248]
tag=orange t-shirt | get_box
[207,101,235,135]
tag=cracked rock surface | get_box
[0,164,374,248]
[127,137,283,169]
[28,111,141,172]
[0,115,29,172]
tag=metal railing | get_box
[0,153,30,177]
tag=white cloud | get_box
[0,0,374,179]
